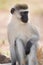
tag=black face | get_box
[20,11,28,23]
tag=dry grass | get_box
[37,47,43,65]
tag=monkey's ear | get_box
[10,8,15,14]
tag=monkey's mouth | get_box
[21,15,28,23]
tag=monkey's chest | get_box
[14,26,32,41]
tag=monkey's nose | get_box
[21,15,28,23]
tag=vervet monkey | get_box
[7,4,40,65]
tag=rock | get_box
[0,54,11,64]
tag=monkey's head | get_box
[10,4,29,23]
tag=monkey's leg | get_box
[27,44,38,65]
[15,38,25,65]
[10,43,16,65]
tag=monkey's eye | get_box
[20,11,28,16]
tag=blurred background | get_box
[0,0,43,64]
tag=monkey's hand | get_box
[25,40,33,55]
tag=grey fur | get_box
[8,4,40,65]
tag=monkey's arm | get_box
[25,24,40,55]
[29,23,40,43]
[27,24,39,65]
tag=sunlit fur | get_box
[8,4,39,65]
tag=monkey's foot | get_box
[21,59,26,65]
[12,62,16,65]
